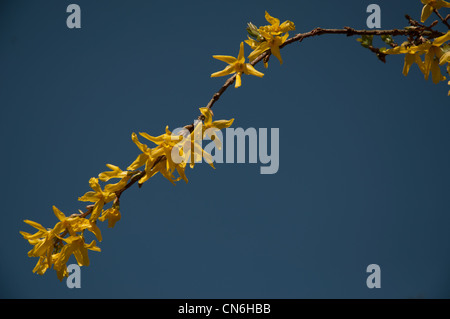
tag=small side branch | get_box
[434,9,450,29]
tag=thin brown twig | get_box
[434,9,450,29]
[405,14,439,30]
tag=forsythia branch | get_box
[21,3,450,281]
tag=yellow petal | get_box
[237,42,245,64]
[433,31,450,47]
[440,51,450,65]
[89,177,102,194]
[23,220,47,232]
[78,191,98,202]
[265,11,280,27]
[259,29,273,41]
[127,152,149,171]
[52,206,66,222]
[245,37,259,49]
[89,199,104,222]
[212,55,237,64]
[270,43,283,65]
[56,265,68,281]
[235,73,242,88]
[211,118,234,130]
[98,164,126,182]
[421,4,434,22]
[423,48,434,80]
[139,131,164,146]
[69,217,91,232]
[199,107,213,125]
[131,132,150,152]
[85,240,101,252]
[104,176,130,192]
[244,63,264,78]
[431,58,446,84]
[437,0,450,8]
[211,64,236,77]
[248,42,270,62]
[415,53,427,75]
[384,45,411,55]
[88,221,102,242]
[279,20,295,32]
[73,244,89,267]
[176,165,188,183]
[403,53,415,76]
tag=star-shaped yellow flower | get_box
[20,219,58,260]
[420,0,450,22]
[99,204,121,228]
[247,30,289,65]
[78,178,116,221]
[211,42,264,88]
[245,11,294,67]
[99,164,129,182]
[259,11,295,36]
[98,164,132,193]
[137,126,185,184]
[199,107,234,150]
[128,133,154,171]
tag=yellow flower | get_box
[99,164,129,182]
[53,235,100,277]
[20,206,102,277]
[53,255,68,281]
[418,32,449,84]
[128,133,155,173]
[199,107,234,150]
[421,0,450,22]
[20,220,57,260]
[245,11,294,66]
[259,11,295,36]
[178,120,215,170]
[137,126,185,184]
[211,42,264,88]
[98,164,132,193]
[384,44,426,76]
[52,205,102,242]
[32,256,51,276]
[247,30,289,65]
[78,178,116,221]
[99,204,121,228]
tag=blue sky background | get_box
[1,0,450,298]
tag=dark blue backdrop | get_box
[1,0,450,298]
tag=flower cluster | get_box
[211,11,295,88]
[20,206,101,280]
[356,2,450,95]
[383,31,450,94]
[21,107,233,280]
